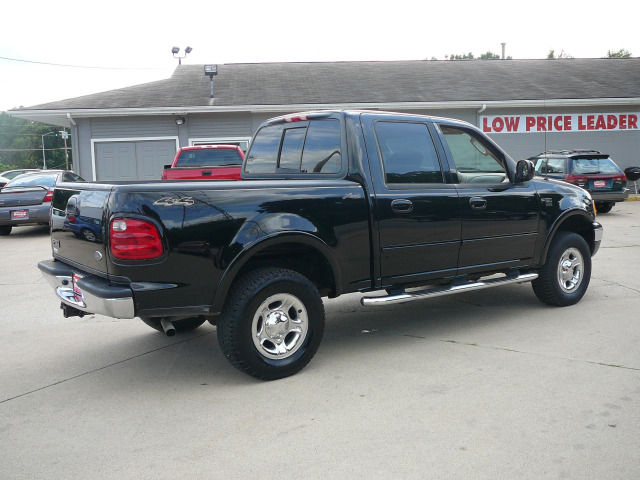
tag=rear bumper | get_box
[0,204,50,226]
[589,188,629,203]
[38,259,135,319]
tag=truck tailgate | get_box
[50,186,111,276]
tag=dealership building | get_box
[9,58,640,181]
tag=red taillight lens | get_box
[43,190,54,202]
[109,218,163,260]
[564,174,587,186]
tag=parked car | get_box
[39,110,602,380]
[529,150,629,213]
[0,169,41,188]
[161,145,244,180]
[0,170,85,235]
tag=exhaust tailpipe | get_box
[160,317,176,337]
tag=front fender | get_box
[539,208,598,264]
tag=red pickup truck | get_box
[161,145,244,180]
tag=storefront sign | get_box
[480,113,639,134]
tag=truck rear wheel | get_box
[532,231,591,306]
[217,267,325,380]
[0,225,12,236]
[140,316,206,333]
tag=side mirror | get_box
[163,164,172,170]
[515,159,535,183]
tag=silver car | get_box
[0,170,84,235]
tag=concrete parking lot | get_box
[1,202,639,479]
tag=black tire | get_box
[595,202,613,214]
[0,225,12,236]
[217,267,325,380]
[81,228,97,242]
[532,231,591,306]
[140,316,206,333]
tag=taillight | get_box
[564,174,587,187]
[109,218,163,260]
[43,190,54,202]
[613,175,626,183]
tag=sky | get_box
[1,0,638,112]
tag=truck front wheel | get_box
[532,231,591,306]
[217,267,325,380]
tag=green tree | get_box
[606,48,632,58]
[0,112,71,171]
[445,51,509,60]
[547,49,574,59]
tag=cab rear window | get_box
[245,119,342,175]
[176,148,243,168]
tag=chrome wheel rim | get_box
[252,293,308,360]
[557,247,584,293]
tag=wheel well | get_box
[550,214,595,255]
[236,242,336,297]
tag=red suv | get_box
[161,145,244,180]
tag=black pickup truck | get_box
[39,110,603,380]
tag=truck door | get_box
[435,123,539,275]
[362,118,461,287]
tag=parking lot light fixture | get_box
[172,46,192,65]
[204,65,218,98]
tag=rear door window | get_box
[375,121,444,184]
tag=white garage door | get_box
[95,140,177,181]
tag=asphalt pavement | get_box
[0,202,638,479]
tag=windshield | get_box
[572,158,621,175]
[5,173,58,188]
[176,148,242,167]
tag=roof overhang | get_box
[8,98,640,126]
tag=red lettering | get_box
[504,117,520,132]
[578,116,587,130]
[628,114,638,129]
[492,117,504,133]
[553,116,563,131]
[564,116,572,131]
[587,115,595,130]
[526,117,536,131]
[483,117,491,132]
[595,115,606,130]
[607,115,618,129]
[537,116,547,131]
[620,115,627,129]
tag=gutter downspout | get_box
[67,113,78,174]
[477,104,487,129]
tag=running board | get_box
[361,273,538,306]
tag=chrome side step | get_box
[361,273,538,306]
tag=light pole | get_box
[41,131,57,169]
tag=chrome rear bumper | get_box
[38,259,135,319]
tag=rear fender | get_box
[210,231,342,315]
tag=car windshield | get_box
[572,158,621,175]
[175,148,242,167]
[2,170,36,180]
[5,173,57,188]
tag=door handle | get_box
[391,199,413,213]
[202,170,212,176]
[469,197,487,209]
